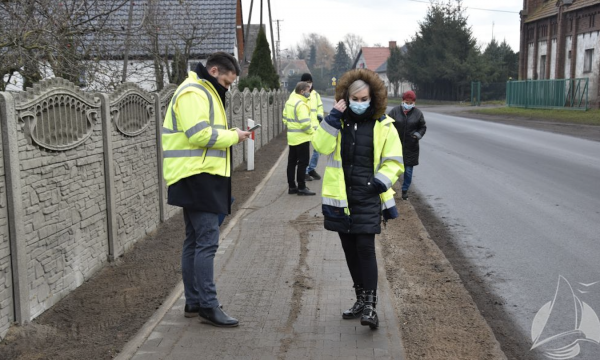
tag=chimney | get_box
[389,41,397,49]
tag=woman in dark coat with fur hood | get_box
[312,69,404,329]
[388,90,427,200]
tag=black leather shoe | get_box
[198,306,239,327]
[288,187,298,194]
[184,304,199,318]
[308,170,321,180]
[305,174,313,181]
[297,187,316,196]
[401,190,408,200]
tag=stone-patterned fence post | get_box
[0,91,26,332]
[155,84,178,222]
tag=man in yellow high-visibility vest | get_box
[300,73,324,182]
[162,52,251,327]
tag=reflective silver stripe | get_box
[375,172,392,190]
[162,127,181,134]
[206,128,219,148]
[213,125,226,130]
[381,198,396,210]
[310,109,317,112]
[293,100,302,121]
[317,104,323,108]
[163,149,205,158]
[206,149,227,158]
[287,128,309,133]
[185,121,209,138]
[320,121,339,137]
[381,156,404,164]
[326,155,342,168]
[170,83,215,131]
[284,116,310,124]
[322,197,348,207]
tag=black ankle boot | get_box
[342,284,365,319]
[360,289,378,329]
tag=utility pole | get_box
[274,19,283,75]
[244,0,254,63]
[267,0,277,73]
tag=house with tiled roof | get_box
[352,41,412,97]
[4,0,245,92]
[279,59,310,89]
[520,0,600,107]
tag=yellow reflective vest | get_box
[312,114,404,220]
[282,92,314,146]
[162,71,239,186]
[308,90,324,130]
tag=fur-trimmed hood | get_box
[335,68,388,120]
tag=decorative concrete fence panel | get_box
[3,79,108,325]
[108,84,160,257]
[0,103,12,339]
[228,90,244,169]
[0,80,286,340]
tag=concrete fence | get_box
[0,78,288,339]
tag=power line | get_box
[406,0,520,14]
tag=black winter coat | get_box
[388,107,426,167]
[324,115,382,234]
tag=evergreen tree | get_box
[332,42,351,79]
[248,27,280,89]
[308,45,317,69]
[387,45,403,97]
[400,0,486,100]
[482,39,518,99]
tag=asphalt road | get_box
[322,97,600,359]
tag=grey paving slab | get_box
[126,148,406,360]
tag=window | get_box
[568,50,571,59]
[584,49,594,73]
[540,55,546,80]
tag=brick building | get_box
[520,0,600,107]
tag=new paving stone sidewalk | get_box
[125,150,406,360]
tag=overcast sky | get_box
[243,0,523,54]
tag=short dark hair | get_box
[206,52,241,76]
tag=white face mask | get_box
[402,102,415,111]
[349,100,371,115]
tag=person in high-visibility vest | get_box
[312,69,404,329]
[300,73,324,182]
[283,81,316,195]
[162,52,251,327]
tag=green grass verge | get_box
[468,106,600,126]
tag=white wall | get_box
[527,43,535,79]
[538,40,548,79]
[574,31,599,106]
[550,38,557,79]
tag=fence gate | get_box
[471,81,481,106]
[506,78,589,110]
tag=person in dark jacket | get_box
[312,69,404,329]
[388,90,426,200]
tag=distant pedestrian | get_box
[312,69,404,329]
[300,73,324,182]
[283,81,316,195]
[388,90,426,200]
[162,52,251,327]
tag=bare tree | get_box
[295,33,335,69]
[1,0,130,91]
[343,33,367,62]
[141,0,218,90]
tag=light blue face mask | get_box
[349,100,370,115]
[402,102,415,111]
